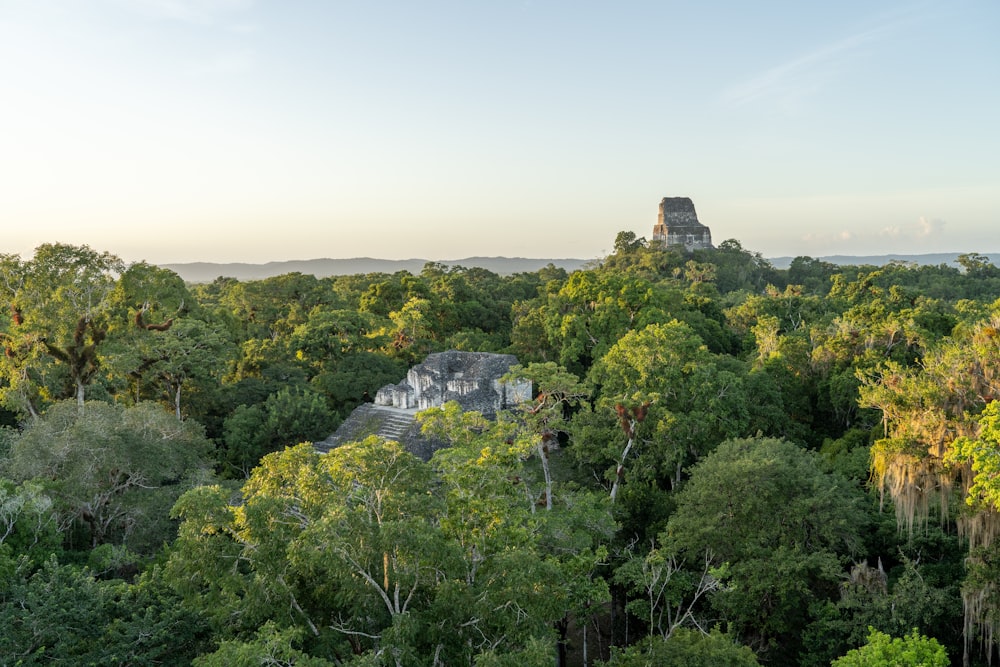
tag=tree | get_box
[787,256,839,295]
[703,239,778,294]
[0,244,125,414]
[169,438,568,665]
[948,401,1000,513]
[584,321,750,497]
[613,543,726,642]
[221,386,338,478]
[423,409,606,667]
[0,478,60,564]
[503,362,589,510]
[387,296,437,362]
[192,622,335,667]
[956,253,1000,279]
[800,556,961,667]
[831,627,948,667]
[663,437,866,661]
[3,401,214,552]
[613,231,645,254]
[859,309,1000,660]
[0,557,210,665]
[602,628,761,667]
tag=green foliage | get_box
[664,437,867,661]
[800,554,961,667]
[169,438,575,664]
[222,386,338,477]
[948,401,1000,511]
[830,627,948,667]
[602,628,761,667]
[614,231,646,254]
[193,622,335,667]
[3,401,214,552]
[0,558,208,665]
[109,316,232,418]
[0,478,61,565]
[585,321,750,492]
[309,351,403,416]
[0,244,125,413]
[4,235,1000,664]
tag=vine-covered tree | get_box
[0,244,124,414]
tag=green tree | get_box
[956,253,1000,279]
[102,261,223,414]
[0,557,209,665]
[585,321,750,497]
[221,386,337,478]
[3,401,214,552]
[613,231,646,254]
[801,556,961,667]
[859,309,1000,659]
[664,437,866,661]
[0,244,125,414]
[170,438,567,665]
[387,296,437,362]
[193,622,335,667]
[503,362,589,510]
[0,478,61,565]
[831,627,948,667]
[602,628,761,667]
[948,400,1000,512]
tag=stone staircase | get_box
[375,411,415,441]
[315,403,425,455]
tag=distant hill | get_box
[161,252,997,283]
[161,257,593,283]
[768,252,997,270]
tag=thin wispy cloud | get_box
[720,12,911,110]
[110,0,254,25]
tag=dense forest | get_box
[2,236,1000,666]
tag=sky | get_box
[1,0,997,264]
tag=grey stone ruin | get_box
[650,196,714,250]
[315,351,532,460]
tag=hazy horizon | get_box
[3,1,997,265]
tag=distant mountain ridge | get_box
[161,252,996,283]
[767,252,997,270]
[161,256,593,283]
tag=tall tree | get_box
[0,244,124,413]
[3,400,213,552]
[584,321,750,497]
[663,437,866,661]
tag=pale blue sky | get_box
[1,0,997,263]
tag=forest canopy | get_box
[2,238,1000,665]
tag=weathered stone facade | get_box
[651,196,713,250]
[373,351,530,415]
[316,351,532,460]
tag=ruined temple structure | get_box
[316,351,532,460]
[373,351,531,414]
[651,196,714,250]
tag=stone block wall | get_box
[651,196,714,250]
[374,351,531,416]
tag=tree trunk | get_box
[555,615,568,667]
[76,379,85,409]
[609,423,636,503]
[174,384,182,421]
[538,438,553,511]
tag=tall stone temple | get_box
[651,196,713,250]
